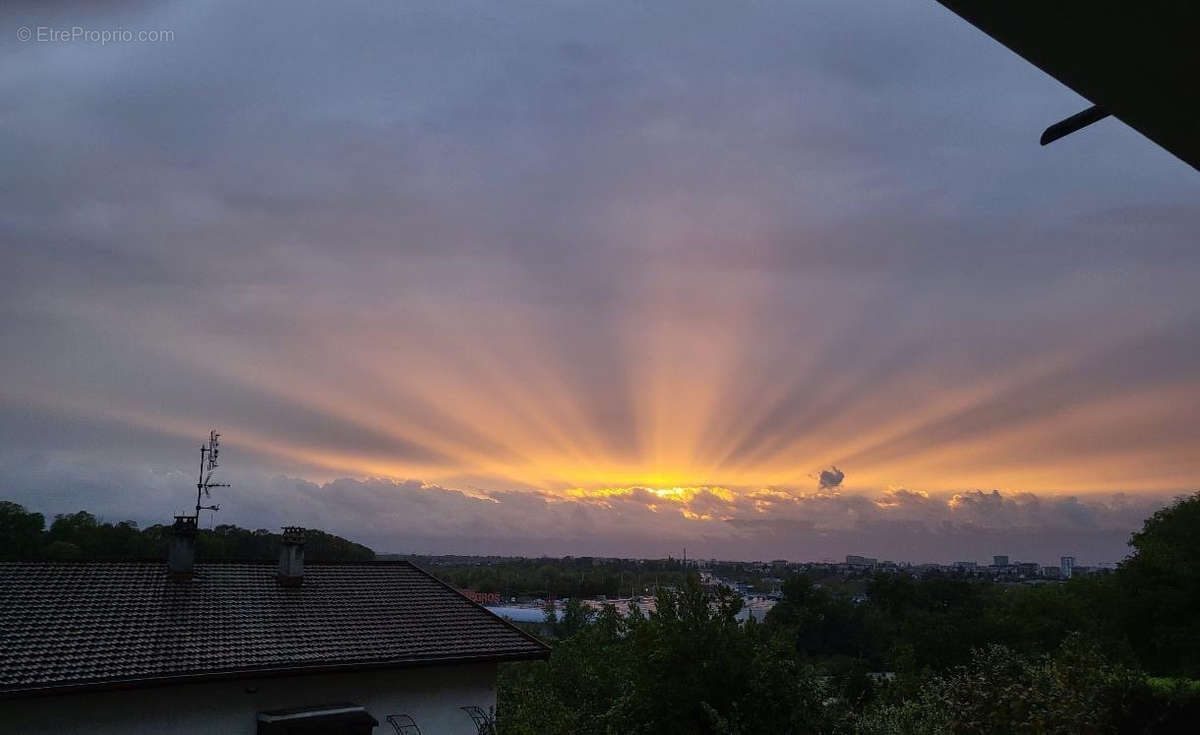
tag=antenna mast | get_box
[194,429,229,521]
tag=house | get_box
[0,519,549,734]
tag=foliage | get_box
[767,574,871,663]
[861,573,999,674]
[554,596,595,638]
[1114,492,1200,676]
[499,575,844,734]
[401,553,691,600]
[853,635,1195,735]
[197,524,375,562]
[0,500,374,562]
[497,494,1200,732]
[0,501,46,560]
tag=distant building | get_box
[0,518,548,734]
[1042,565,1061,578]
[845,555,878,569]
[1017,562,1040,577]
[993,555,1009,567]
[1060,555,1075,580]
[953,561,977,570]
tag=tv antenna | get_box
[194,429,229,521]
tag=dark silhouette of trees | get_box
[859,636,1152,734]
[1114,492,1200,677]
[0,501,44,560]
[0,500,373,562]
[497,494,1200,733]
[406,554,691,601]
[500,576,845,734]
[768,574,870,663]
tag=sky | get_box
[2,1,1198,564]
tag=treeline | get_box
[499,492,1200,733]
[404,554,691,599]
[0,502,374,562]
[399,556,826,601]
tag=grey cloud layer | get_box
[0,451,1163,565]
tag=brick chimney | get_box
[168,515,197,581]
[278,526,306,587]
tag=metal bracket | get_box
[1040,104,1111,146]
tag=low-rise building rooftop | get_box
[0,559,548,697]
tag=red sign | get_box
[458,589,502,605]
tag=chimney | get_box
[278,526,306,587]
[168,515,197,581]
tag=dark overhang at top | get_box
[935,1,1200,171]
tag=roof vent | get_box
[278,526,306,587]
[168,515,197,581]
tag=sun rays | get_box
[17,261,1199,510]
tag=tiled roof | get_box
[0,561,548,696]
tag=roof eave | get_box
[0,649,550,700]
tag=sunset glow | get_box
[2,0,1198,563]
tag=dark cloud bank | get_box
[0,451,1172,566]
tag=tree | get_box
[500,601,628,734]
[0,499,375,563]
[47,510,99,550]
[858,573,996,675]
[857,636,1147,734]
[499,577,843,734]
[1115,491,1200,676]
[610,577,751,732]
[0,501,45,559]
[558,597,594,638]
[42,540,83,560]
[767,574,869,663]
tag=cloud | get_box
[818,466,846,491]
[0,448,1170,565]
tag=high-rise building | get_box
[993,555,1009,567]
[1060,556,1075,579]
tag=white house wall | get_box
[0,662,499,735]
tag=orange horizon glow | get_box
[16,272,1199,507]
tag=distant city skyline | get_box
[2,1,1197,563]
